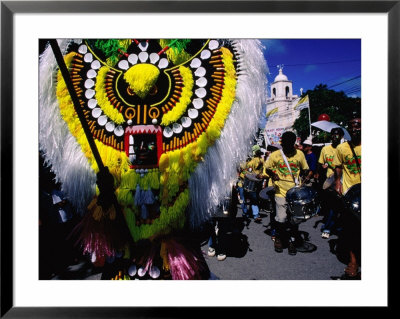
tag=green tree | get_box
[293,84,361,142]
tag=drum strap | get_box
[280,150,299,186]
[348,142,361,174]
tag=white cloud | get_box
[261,39,286,54]
[304,64,317,73]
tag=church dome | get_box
[274,68,288,82]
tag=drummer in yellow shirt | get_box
[317,127,344,239]
[264,131,313,255]
[333,117,361,279]
[318,128,344,188]
[333,127,361,195]
[237,145,265,223]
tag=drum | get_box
[286,186,321,221]
[243,173,262,193]
[343,183,361,221]
[259,186,275,212]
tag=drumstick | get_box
[272,178,296,183]
[299,177,313,187]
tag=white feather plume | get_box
[188,39,268,228]
[39,39,96,214]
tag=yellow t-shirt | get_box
[332,142,361,194]
[237,156,265,187]
[318,144,339,178]
[264,149,309,198]
[246,157,265,175]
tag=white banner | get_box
[264,127,285,146]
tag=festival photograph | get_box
[38,38,361,281]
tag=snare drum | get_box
[286,186,321,221]
[243,173,262,193]
[343,183,361,221]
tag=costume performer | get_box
[39,39,267,279]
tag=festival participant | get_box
[39,39,267,279]
[333,118,361,279]
[318,127,344,238]
[302,139,317,187]
[264,131,314,255]
[260,144,280,240]
[207,219,227,261]
[237,145,264,223]
[295,141,303,151]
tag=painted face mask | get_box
[39,39,267,279]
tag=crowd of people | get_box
[208,117,361,280]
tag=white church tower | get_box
[265,66,300,145]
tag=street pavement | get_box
[202,208,348,280]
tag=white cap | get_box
[302,139,312,146]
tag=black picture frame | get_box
[1,0,396,317]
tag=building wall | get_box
[265,70,300,145]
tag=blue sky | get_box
[260,39,361,98]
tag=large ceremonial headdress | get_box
[39,39,267,278]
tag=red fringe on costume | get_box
[71,211,127,263]
[163,238,208,280]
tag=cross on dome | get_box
[274,65,288,82]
